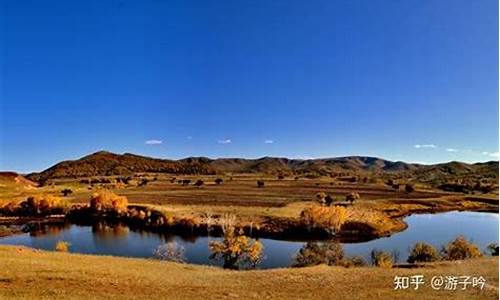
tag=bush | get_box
[55,240,70,252]
[300,206,347,235]
[293,241,345,267]
[153,241,186,263]
[257,180,265,188]
[209,225,263,270]
[214,178,223,185]
[194,180,204,187]
[370,249,393,268]
[442,236,483,260]
[90,190,128,214]
[407,242,440,263]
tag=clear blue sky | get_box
[1,0,498,172]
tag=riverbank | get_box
[0,245,497,299]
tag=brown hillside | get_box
[24,151,498,186]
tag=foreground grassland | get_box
[0,245,497,300]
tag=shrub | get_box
[55,240,70,252]
[370,249,393,268]
[442,236,483,260]
[214,178,223,185]
[257,180,265,188]
[300,206,347,235]
[153,241,185,263]
[293,241,345,267]
[407,242,440,263]
[194,180,204,187]
[90,190,128,214]
[138,178,149,186]
[209,226,263,269]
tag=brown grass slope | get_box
[0,245,497,300]
[26,151,498,184]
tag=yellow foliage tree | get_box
[209,225,263,269]
[90,190,128,213]
[301,206,347,235]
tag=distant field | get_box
[37,174,451,207]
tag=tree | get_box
[214,178,224,185]
[293,240,345,267]
[370,249,393,268]
[209,217,263,269]
[61,188,73,197]
[442,236,483,260]
[315,192,327,205]
[194,180,204,187]
[300,206,347,235]
[257,180,265,188]
[345,192,360,204]
[405,183,415,193]
[487,243,499,256]
[407,242,440,263]
[153,242,186,263]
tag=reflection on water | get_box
[0,211,498,269]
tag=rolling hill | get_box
[24,151,498,185]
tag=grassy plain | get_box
[0,245,497,300]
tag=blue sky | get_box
[1,0,498,172]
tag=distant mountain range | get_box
[24,151,498,185]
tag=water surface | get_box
[0,211,497,268]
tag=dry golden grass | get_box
[0,245,497,300]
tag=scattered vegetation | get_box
[407,242,440,263]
